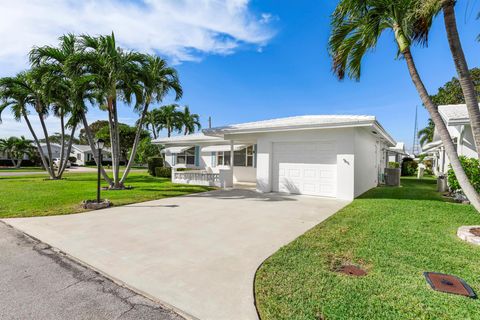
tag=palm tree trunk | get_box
[108,98,121,188]
[442,1,480,156]
[403,48,480,211]
[16,159,22,168]
[120,102,149,184]
[152,124,158,140]
[80,111,113,185]
[37,113,57,179]
[58,124,76,177]
[59,112,66,176]
[113,99,122,187]
[22,111,52,177]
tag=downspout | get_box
[457,125,465,155]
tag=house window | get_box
[218,146,254,167]
[217,151,231,166]
[77,153,82,160]
[176,147,195,165]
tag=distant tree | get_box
[418,119,435,146]
[0,136,33,168]
[96,123,149,163]
[430,68,480,105]
[134,137,159,164]
[40,133,80,145]
[78,120,110,144]
[179,106,201,135]
[156,104,183,137]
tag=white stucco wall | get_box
[252,128,356,200]
[354,128,387,197]
[434,124,478,175]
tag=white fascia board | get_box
[205,120,377,136]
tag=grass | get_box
[0,172,213,218]
[0,167,45,172]
[255,177,480,320]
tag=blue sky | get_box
[171,0,480,152]
[1,0,480,153]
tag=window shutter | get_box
[195,146,200,167]
[172,153,176,166]
[211,152,216,167]
[253,144,257,168]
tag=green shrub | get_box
[401,158,418,176]
[176,168,190,172]
[155,167,171,178]
[388,162,400,168]
[147,157,164,176]
[447,156,480,192]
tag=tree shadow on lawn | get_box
[358,178,447,202]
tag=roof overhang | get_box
[421,140,444,153]
[204,119,396,147]
[202,145,247,152]
[161,146,193,154]
[152,134,223,146]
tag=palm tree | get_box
[0,72,55,177]
[179,106,201,135]
[418,0,480,157]
[142,110,159,139]
[418,119,435,146]
[29,34,112,182]
[0,137,21,167]
[157,104,183,137]
[12,136,33,168]
[329,0,480,211]
[72,33,145,188]
[120,55,182,184]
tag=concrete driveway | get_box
[4,189,349,320]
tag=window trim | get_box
[175,147,196,166]
[216,146,254,167]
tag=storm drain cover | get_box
[337,265,367,277]
[424,272,476,298]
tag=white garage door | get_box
[272,141,337,197]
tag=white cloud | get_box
[0,0,275,75]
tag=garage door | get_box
[272,141,337,197]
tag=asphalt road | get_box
[0,222,184,320]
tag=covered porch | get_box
[157,134,257,189]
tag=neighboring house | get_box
[421,104,478,176]
[39,143,66,160]
[154,115,396,201]
[71,144,112,166]
[387,142,409,164]
[39,143,112,165]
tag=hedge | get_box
[447,156,480,193]
[147,157,164,176]
[155,167,171,178]
[401,158,418,176]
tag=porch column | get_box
[230,140,235,184]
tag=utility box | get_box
[437,175,448,193]
[385,168,401,187]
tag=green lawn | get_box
[0,167,45,172]
[0,172,213,218]
[255,178,480,320]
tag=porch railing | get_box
[172,169,221,187]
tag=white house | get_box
[154,115,396,201]
[387,142,409,164]
[71,144,112,166]
[39,143,111,165]
[421,104,478,175]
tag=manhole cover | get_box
[337,265,367,277]
[424,272,476,298]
